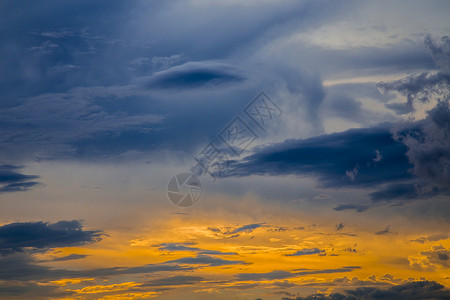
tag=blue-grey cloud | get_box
[0,220,102,254]
[288,280,450,300]
[0,281,73,299]
[0,165,40,193]
[377,35,450,191]
[395,100,450,190]
[157,242,237,255]
[425,35,450,73]
[285,248,325,256]
[0,252,195,281]
[224,126,412,188]
[368,182,440,202]
[378,71,450,111]
[375,226,392,235]
[51,253,88,262]
[411,234,448,244]
[420,245,450,269]
[1,0,436,166]
[165,254,247,267]
[336,223,345,231]
[143,61,244,89]
[206,223,266,238]
[236,266,360,281]
[231,223,265,234]
[333,204,370,213]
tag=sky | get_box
[0,0,449,299]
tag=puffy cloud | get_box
[377,36,450,191]
[425,35,450,74]
[411,234,448,244]
[408,245,450,272]
[378,72,449,113]
[396,100,450,189]
[286,281,450,300]
[378,35,449,116]
[421,245,450,269]
[285,248,325,256]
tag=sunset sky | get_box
[1,1,450,299]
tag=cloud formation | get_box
[157,242,237,255]
[285,248,325,256]
[225,126,412,188]
[285,280,450,300]
[0,165,40,193]
[236,266,360,281]
[0,220,102,255]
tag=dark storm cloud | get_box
[0,0,439,166]
[143,62,245,89]
[0,0,145,102]
[0,220,102,254]
[0,165,38,183]
[224,126,412,188]
[0,181,41,193]
[368,182,440,202]
[333,204,370,213]
[236,266,360,281]
[395,100,450,190]
[286,281,450,300]
[0,165,40,193]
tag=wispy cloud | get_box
[0,165,41,193]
